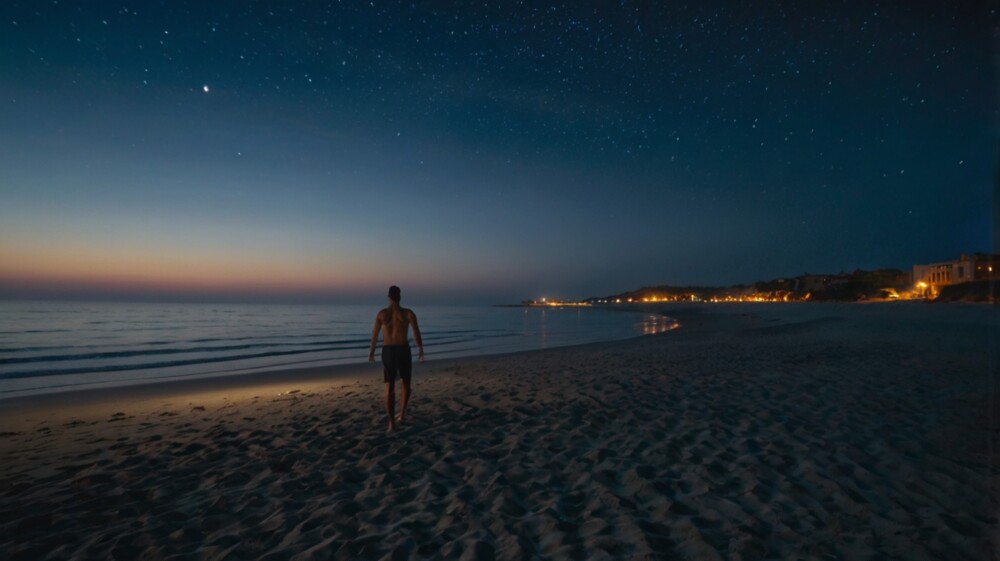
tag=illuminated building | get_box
[912,253,999,297]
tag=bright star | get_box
[202,85,210,93]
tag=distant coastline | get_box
[514,264,998,306]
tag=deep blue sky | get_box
[0,1,995,303]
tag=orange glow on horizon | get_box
[0,242,377,294]
[0,236,507,298]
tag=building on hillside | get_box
[912,253,998,297]
[794,273,851,293]
[852,269,912,287]
[796,275,828,293]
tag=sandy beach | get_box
[1,303,996,560]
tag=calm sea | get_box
[0,301,676,398]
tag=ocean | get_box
[0,301,677,398]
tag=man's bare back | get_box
[369,304,425,360]
[376,306,418,347]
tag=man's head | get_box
[388,285,401,304]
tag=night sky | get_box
[0,1,995,304]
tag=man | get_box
[368,285,424,432]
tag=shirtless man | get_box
[368,285,424,432]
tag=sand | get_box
[0,303,996,560]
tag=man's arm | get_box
[409,310,424,361]
[368,312,382,362]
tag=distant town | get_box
[521,252,999,307]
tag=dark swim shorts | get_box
[381,345,412,383]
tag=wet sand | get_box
[1,303,996,560]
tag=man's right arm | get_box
[368,313,382,363]
[409,310,424,361]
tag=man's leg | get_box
[397,347,413,424]
[398,378,410,424]
[384,381,396,432]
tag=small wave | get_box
[0,338,375,366]
[187,334,329,343]
[0,332,512,357]
[0,346,372,379]
[0,346,77,354]
[0,332,520,376]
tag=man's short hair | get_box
[388,285,401,303]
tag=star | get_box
[203,85,210,93]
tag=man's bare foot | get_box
[395,413,405,425]
[386,422,396,433]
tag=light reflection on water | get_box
[641,314,681,335]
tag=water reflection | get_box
[641,315,680,335]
